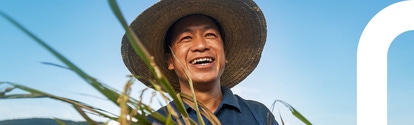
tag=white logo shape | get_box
[357,0,414,125]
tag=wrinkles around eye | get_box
[205,33,217,38]
[180,36,192,42]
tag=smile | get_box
[190,57,214,65]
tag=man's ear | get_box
[166,54,175,70]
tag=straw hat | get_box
[121,0,267,91]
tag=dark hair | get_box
[164,14,225,53]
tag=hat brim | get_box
[121,0,267,92]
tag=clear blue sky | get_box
[1,0,413,125]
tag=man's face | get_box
[167,15,226,86]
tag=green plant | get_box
[0,0,311,125]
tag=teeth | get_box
[191,58,213,64]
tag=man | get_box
[121,0,278,124]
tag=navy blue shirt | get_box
[150,86,278,125]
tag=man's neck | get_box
[180,83,223,113]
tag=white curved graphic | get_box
[357,0,414,125]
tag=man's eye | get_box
[181,36,192,41]
[205,33,216,38]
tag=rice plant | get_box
[0,0,311,125]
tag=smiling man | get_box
[121,0,277,124]
[166,15,226,102]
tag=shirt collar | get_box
[218,86,241,112]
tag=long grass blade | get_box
[41,62,71,70]
[271,100,312,125]
[1,82,119,121]
[0,94,47,99]
[73,105,100,125]
[166,114,173,125]
[2,4,183,125]
[0,10,135,114]
[170,48,206,125]
[107,0,190,121]
[53,118,67,125]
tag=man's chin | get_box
[180,79,220,87]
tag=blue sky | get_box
[1,0,413,125]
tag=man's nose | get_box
[191,37,209,52]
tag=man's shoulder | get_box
[234,95,268,109]
[154,101,177,115]
[234,95,279,125]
